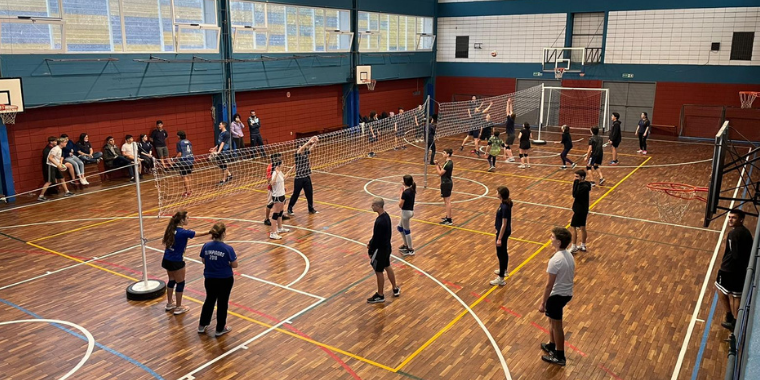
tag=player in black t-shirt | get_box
[715,209,754,330]
[518,123,532,169]
[608,113,622,165]
[569,170,591,253]
[491,186,513,286]
[435,149,454,225]
[553,125,576,169]
[287,136,318,216]
[397,175,416,256]
[367,197,400,304]
[584,127,606,186]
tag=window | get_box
[731,32,754,61]
[455,36,469,58]
[357,12,433,53]
[0,0,219,53]
[231,2,350,53]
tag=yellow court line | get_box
[371,157,573,184]
[394,156,652,371]
[24,240,398,373]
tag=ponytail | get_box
[496,186,513,207]
[403,174,416,194]
[210,222,226,241]
[162,211,188,248]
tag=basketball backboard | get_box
[356,65,372,85]
[0,78,24,113]
[542,47,603,73]
[705,121,729,227]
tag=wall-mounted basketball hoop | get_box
[554,67,566,79]
[740,91,759,109]
[362,79,377,91]
[0,105,18,125]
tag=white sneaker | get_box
[493,269,502,275]
[526,164,531,168]
[269,232,282,240]
[81,179,90,185]
[518,164,526,169]
[278,228,290,233]
[580,244,587,252]
[490,277,506,286]
[487,166,495,172]
[636,149,643,153]
[570,245,579,253]
[507,157,515,162]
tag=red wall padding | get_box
[653,82,760,126]
[358,78,426,118]
[9,95,215,194]
[435,77,516,104]
[235,85,344,144]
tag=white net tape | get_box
[154,103,428,215]
[541,88,608,131]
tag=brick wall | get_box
[234,85,344,144]
[9,95,215,194]
[359,78,427,118]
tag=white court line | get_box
[0,319,95,380]
[316,169,718,233]
[146,243,324,301]
[193,216,512,380]
[670,153,748,380]
[0,179,147,215]
[179,298,325,380]
[0,217,138,230]
[363,174,490,205]
[0,244,141,291]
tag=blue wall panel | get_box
[0,54,225,108]
[358,0,436,17]
[439,0,760,17]
[359,52,434,81]
[437,62,760,85]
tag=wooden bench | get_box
[650,124,678,137]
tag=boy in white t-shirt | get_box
[538,227,576,366]
[121,134,139,181]
[38,137,74,201]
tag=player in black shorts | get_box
[569,170,591,253]
[553,125,576,169]
[715,209,753,330]
[366,197,400,304]
[608,112,622,165]
[518,122,532,169]
[435,148,454,225]
[461,99,492,155]
[585,127,606,186]
[476,113,494,156]
[504,98,516,162]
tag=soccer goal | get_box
[535,85,609,144]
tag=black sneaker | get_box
[308,209,318,214]
[367,293,385,304]
[541,352,566,366]
[599,178,606,186]
[398,245,408,252]
[393,287,400,297]
[264,218,272,226]
[282,214,291,220]
[459,145,464,151]
[37,196,49,202]
[721,320,735,331]
[541,342,556,353]
[442,218,453,226]
[287,209,294,215]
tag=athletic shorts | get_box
[519,142,531,150]
[570,211,588,228]
[587,154,603,168]
[271,195,286,203]
[716,270,744,296]
[174,161,193,176]
[161,259,185,272]
[611,140,621,148]
[469,130,479,138]
[480,130,492,140]
[505,133,516,146]
[155,146,170,159]
[45,165,63,182]
[370,249,391,272]
[369,135,378,143]
[545,295,572,320]
[440,181,453,198]
[216,152,229,170]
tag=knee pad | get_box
[518,154,524,158]
[272,213,280,220]
[267,202,274,209]
[586,166,592,170]
[404,229,411,235]
[167,280,176,289]
[176,281,185,293]
[593,164,599,170]
[397,225,404,233]
[523,153,529,157]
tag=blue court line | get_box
[691,292,719,380]
[0,297,164,380]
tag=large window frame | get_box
[230,1,352,54]
[358,11,434,53]
[0,0,220,54]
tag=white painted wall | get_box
[436,14,567,63]
[606,7,760,65]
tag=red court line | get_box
[441,280,462,290]
[499,306,522,318]
[599,364,623,380]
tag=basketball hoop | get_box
[647,182,707,223]
[0,105,18,125]
[363,79,377,91]
[554,68,566,79]
[740,91,759,109]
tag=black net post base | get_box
[532,139,547,145]
[126,279,166,301]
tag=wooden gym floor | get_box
[0,131,748,380]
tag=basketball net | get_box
[740,91,759,109]
[0,105,18,125]
[647,183,707,223]
[554,67,565,79]
[364,79,377,91]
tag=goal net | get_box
[539,86,609,136]
[153,101,428,216]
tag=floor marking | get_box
[0,217,137,230]
[0,319,95,380]
[363,173,490,205]
[0,298,164,379]
[0,244,140,291]
[26,242,139,282]
[691,293,718,380]
[371,157,573,184]
[179,298,326,380]
[696,319,705,323]
[671,154,748,380]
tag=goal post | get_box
[537,86,610,143]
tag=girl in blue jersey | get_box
[198,222,238,337]
[162,211,209,315]
[174,130,195,196]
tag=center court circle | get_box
[363,174,489,205]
